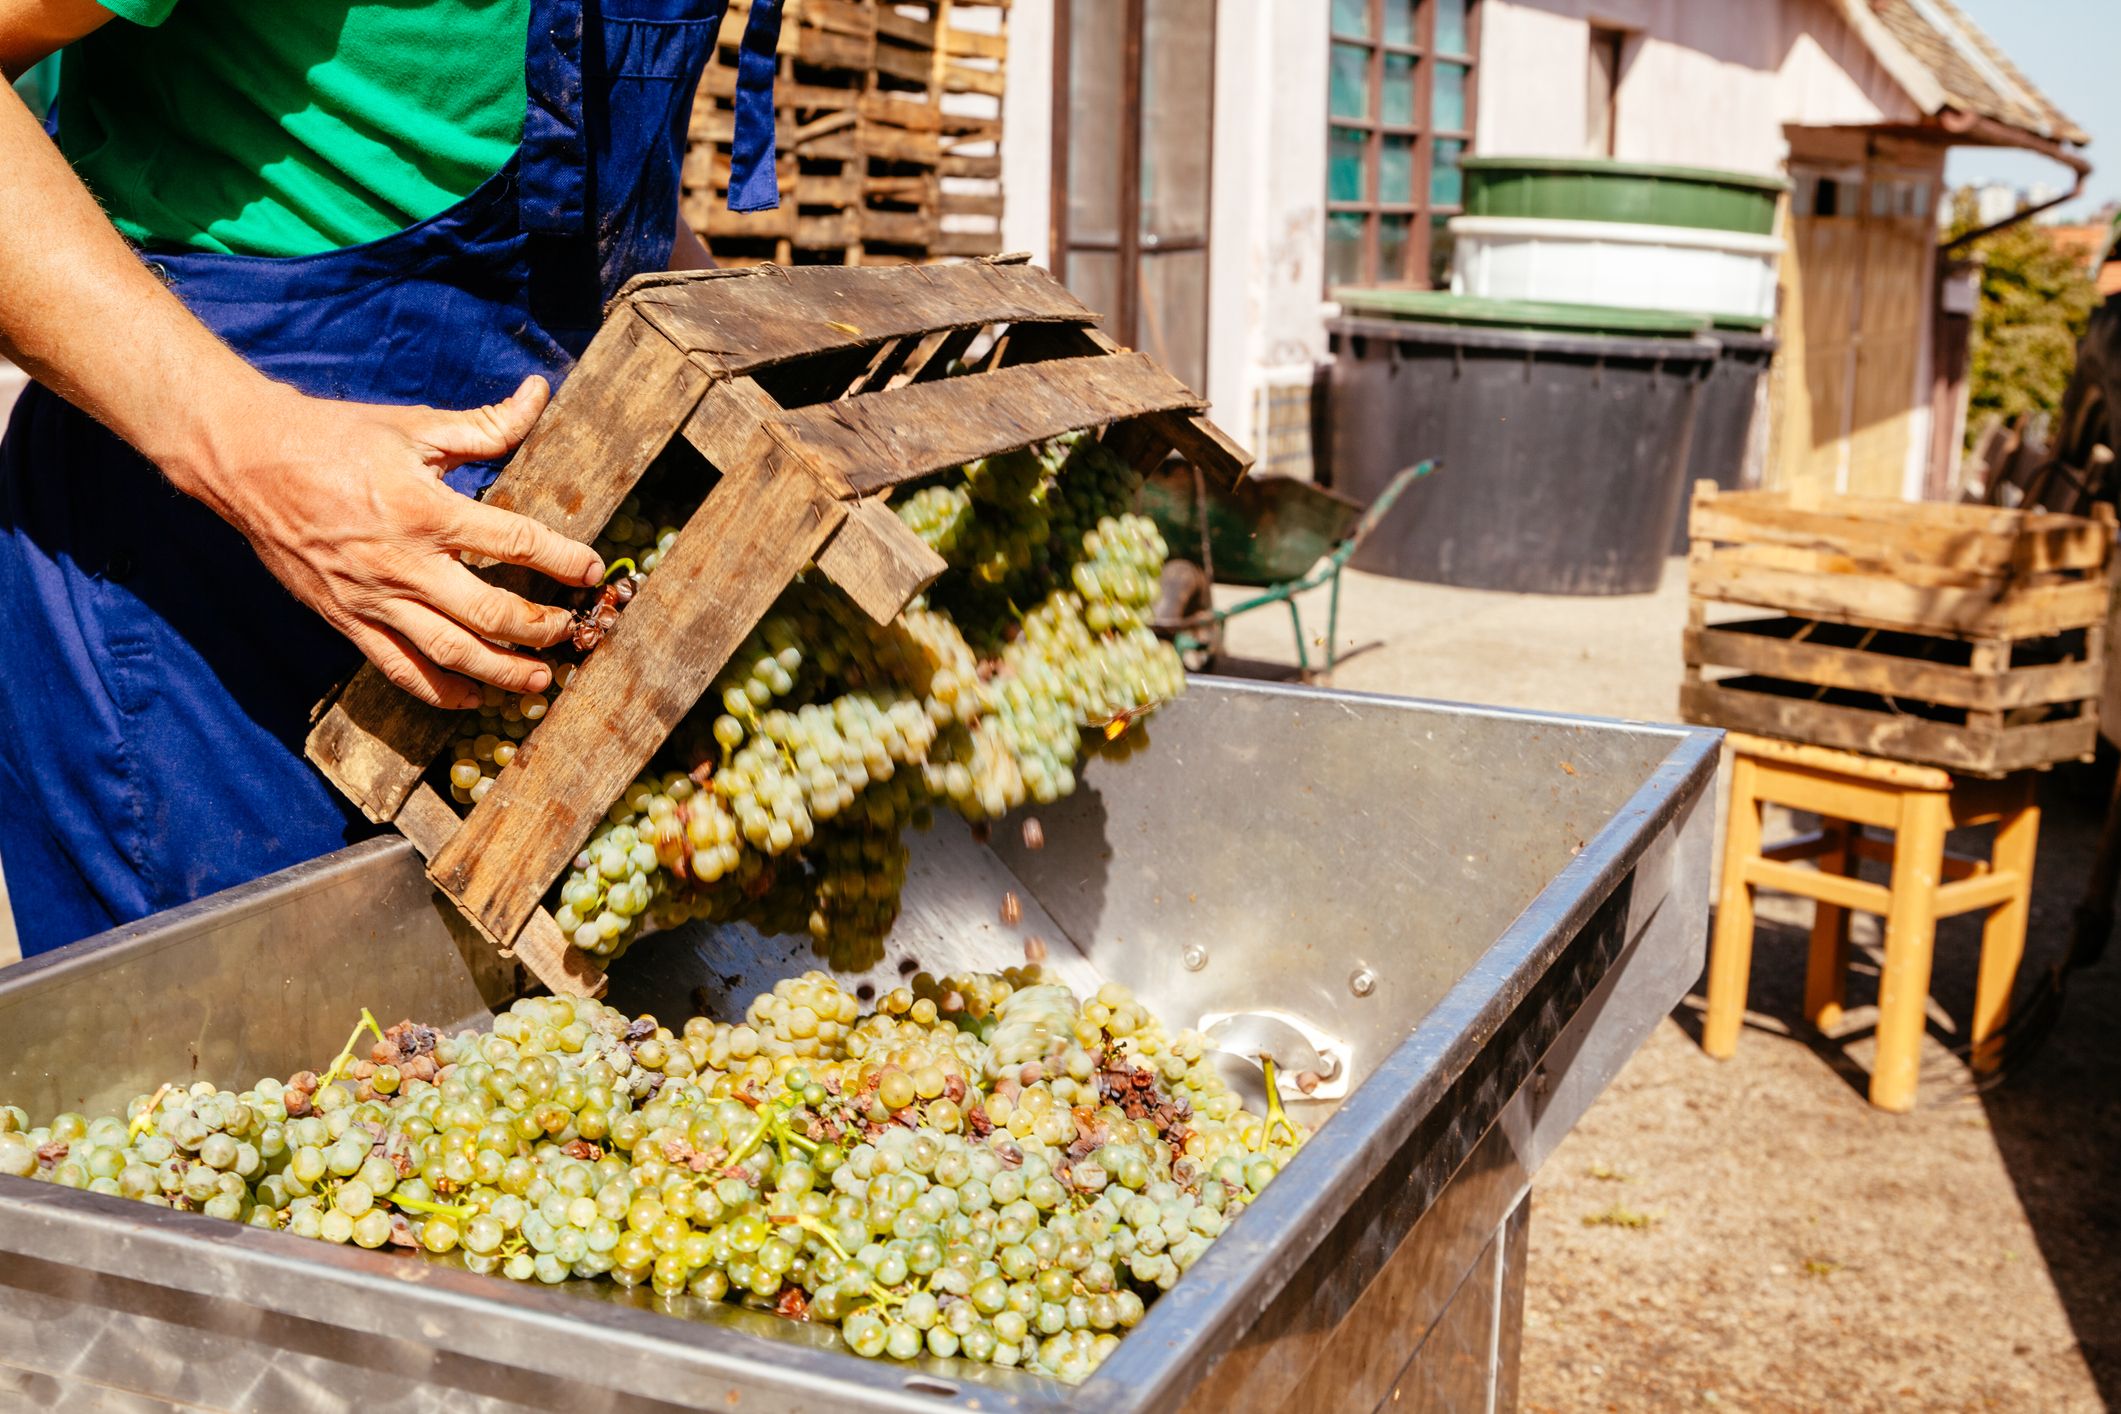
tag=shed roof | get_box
[1863,0,2088,147]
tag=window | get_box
[1586,26,1626,157]
[1326,0,1478,290]
[1051,0,1217,397]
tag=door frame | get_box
[1048,0,1218,388]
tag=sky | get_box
[1942,0,2120,220]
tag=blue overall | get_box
[0,0,782,955]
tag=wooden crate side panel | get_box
[768,352,1204,494]
[1007,322,1253,486]
[397,784,606,998]
[627,263,1091,375]
[1688,548,2111,639]
[1684,624,2102,712]
[1690,495,2110,577]
[1678,680,2094,776]
[427,463,849,946]
[817,496,948,623]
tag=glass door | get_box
[1051,0,1216,396]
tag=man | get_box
[0,0,778,953]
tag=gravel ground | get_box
[1220,564,2119,1413]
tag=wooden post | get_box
[1870,787,1950,1112]
[1804,818,1853,1030]
[1703,753,1762,1059]
[1971,774,2040,1073]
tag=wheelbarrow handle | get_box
[1344,460,1437,556]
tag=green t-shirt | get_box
[60,0,530,258]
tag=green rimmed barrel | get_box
[1461,157,1786,235]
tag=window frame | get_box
[1326,0,1481,289]
[1049,0,1219,393]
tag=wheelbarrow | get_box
[1144,460,1434,679]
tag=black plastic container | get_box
[1325,298,1716,595]
[1669,327,1778,553]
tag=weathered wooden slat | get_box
[627,261,1092,376]
[1689,500,2109,578]
[396,785,607,998]
[306,670,455,825]
[1685,623,2102,712]
[765,352,1204,495]
[427,463,848,946]
[1011,323,1253,487]
[305,306,704,823]
[1680,679,2095,778]
[818,497,948,624]
[1690,548,2110,639]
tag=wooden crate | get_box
[682,0,1006,267]
[303,257,1250,998]
[1681,482,2116,776]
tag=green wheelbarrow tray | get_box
[1142,465,1368,586]
[1147,461,1434,680]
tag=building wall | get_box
[1476,0,1922,175]
[1001,0,1330,462]
[1001,0,1937,491]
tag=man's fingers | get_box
[347,622,482,711]
[448,498,603,587]
[425,560,576,649]
[415,375,551,466]
[384,601,555,697]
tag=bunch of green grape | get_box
[0,971,1308,1386]
[446,434,1189,965]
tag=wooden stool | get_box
[1703,732,2040,1112]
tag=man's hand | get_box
[180,376,603,710]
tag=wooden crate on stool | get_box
[1681,485,2113,1110]
[1682,482,2113,777]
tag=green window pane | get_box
[1330,42,1370,120]
[1327,212,1368,287]
[1431,138,1466,206]
[1329,127,1369,202]
[1379,135,1414,204]
[1379,214,1413,281]
[1435,0,1468,54]
[1382,0,1415,45]
[1429,213,1457,287]
[1383,53,1416,126]
[1332,0,1370,39]
[1433,62,1467,131]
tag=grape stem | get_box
[322,1008,389,1086]
[393,1194,479,1221]
[1258,1057,1300,1147]
[127,1084,173,1142]
[601,558,638,585]
[785,1215,902,1310]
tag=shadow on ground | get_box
[1690,769,2121,1404]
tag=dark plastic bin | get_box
[1325,293,1716,595]
[1669,328,1779,553]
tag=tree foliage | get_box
[1949,188,2100,444]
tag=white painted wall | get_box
[1000,0,1055,262]
[1476,0,1922,176]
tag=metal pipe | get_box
[1939,108,2092,254]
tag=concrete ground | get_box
[1218,565,2118,1412]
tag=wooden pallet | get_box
[304,256,1249,998]
[1682,482,2116,776]
[683,0,1006,266]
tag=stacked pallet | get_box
[1681,482,2115,776]
[684,0,1008,267]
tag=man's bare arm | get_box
[0,7,603,709]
